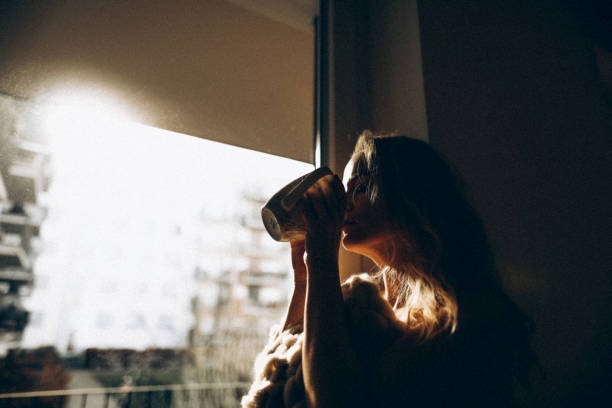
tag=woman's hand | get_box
[282,174,345,332]
[299,174,365,407]
[301,174,347,270]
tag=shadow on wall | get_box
[418,0,612,406]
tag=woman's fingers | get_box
[300,190,317,223]
[300,173,346,266]
[306,185,327,220]
[320,174,346,220]
[314,179,334,217]
[303,174,345,221]
[332,174,347,219]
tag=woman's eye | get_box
[352,183,367,198]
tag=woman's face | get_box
[342,159,394,266]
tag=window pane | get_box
[0,93,313,407]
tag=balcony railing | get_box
[0,382,251,408]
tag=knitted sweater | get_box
[241,274,407,408]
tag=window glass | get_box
[0,93,313,407]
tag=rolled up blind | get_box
[0,0,315,163]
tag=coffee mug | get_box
[261,166,333,241]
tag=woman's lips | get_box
[343,220,356,232]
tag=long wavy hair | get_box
[350,131,537,388]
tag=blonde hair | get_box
[351,131,458,342]
[381,265,457,342]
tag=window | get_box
[0,91,313,407]
[1,0,318,402]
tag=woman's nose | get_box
[345,193,355,213]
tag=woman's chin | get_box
[341,233,352,250]
[341,233,362,253]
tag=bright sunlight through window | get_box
[0,90,312,406]
[25,92,312,351]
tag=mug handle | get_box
[280,166,333,212]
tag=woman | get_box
[242,132,536,407]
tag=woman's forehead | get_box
[342,160,355,187]
[343,157,370,187]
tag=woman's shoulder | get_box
[341,273,406,340]
[341,272,381,297]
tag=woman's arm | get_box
[282,240,307,331]
[301,174,366,408]
[303,255,366,407]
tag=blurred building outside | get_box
[0,92,311,407]
[0,94,52,355]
